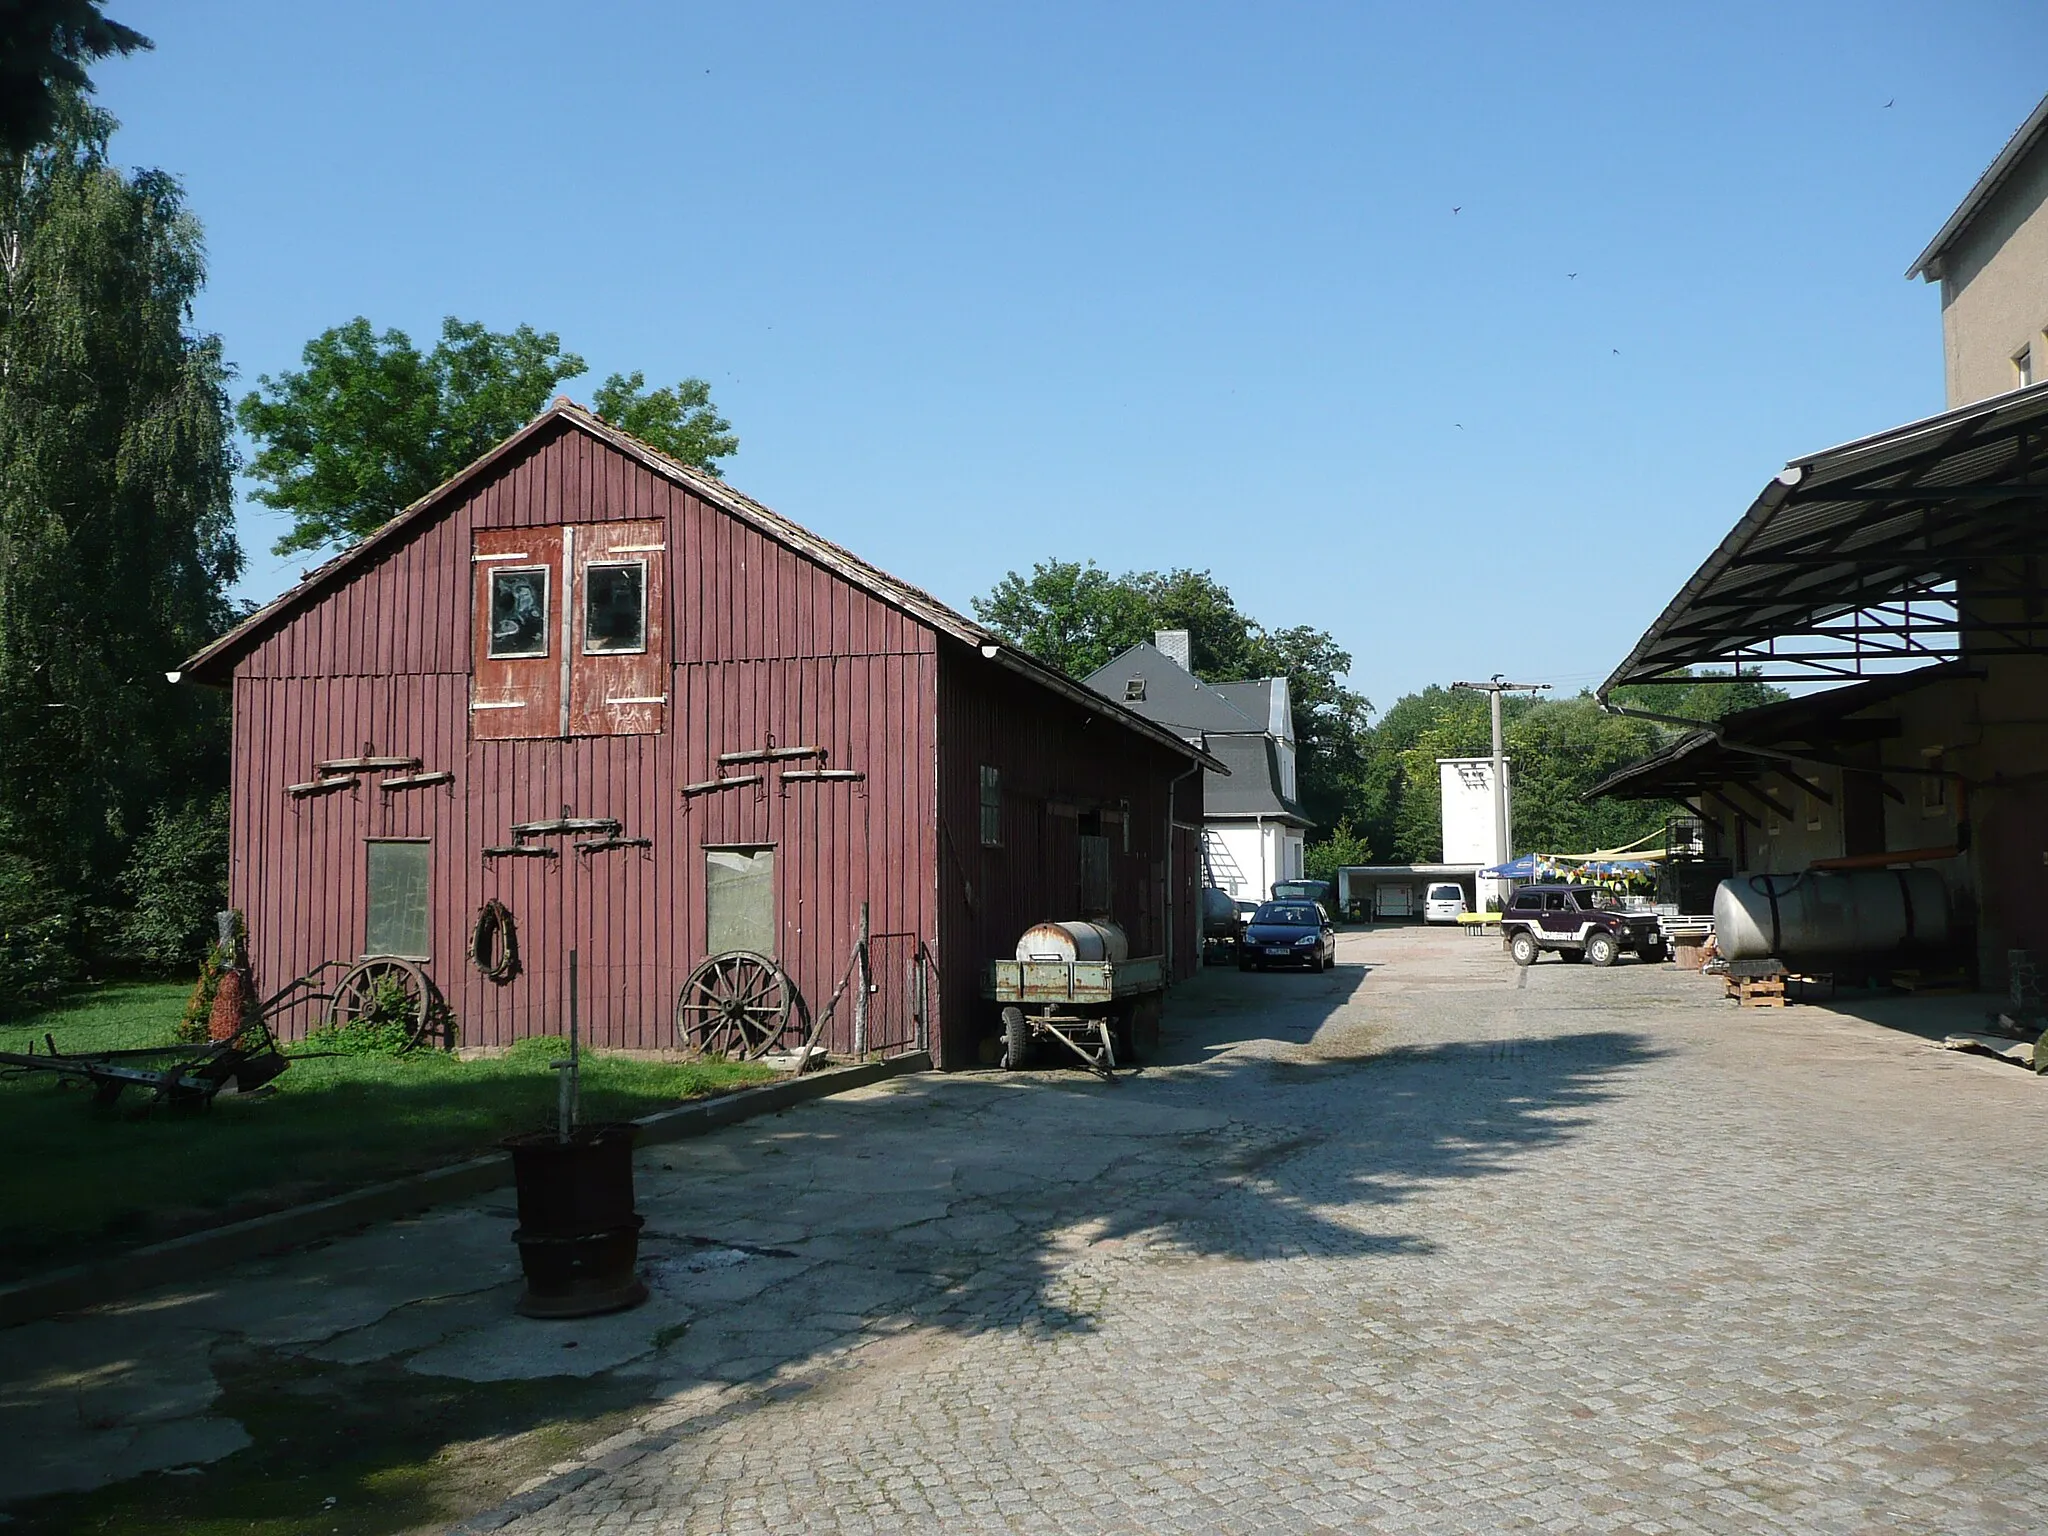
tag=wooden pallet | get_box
[1726,973,1786,1008]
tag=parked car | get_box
[1271,878,1334,909]
[1423,882,1468,924]
[1499,884,1666,967]
[1238,901,1337,972]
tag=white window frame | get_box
[487,566,551,659]
[582,558,649,656]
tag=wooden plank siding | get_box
[932,641,1202,1068]
[230,422,938,1057]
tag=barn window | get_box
[365,840,430,959]
[583,561,647,654]
[979,766,1001,846]
[488,568,550,658]
[705,847,776,958]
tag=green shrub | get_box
[118,793,229,972]
[0,835,77,1015]
[301,974,449,1056]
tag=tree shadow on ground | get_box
[4,966,1661,1535]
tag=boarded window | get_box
[1079,834,1111,914]
[488,568,550,657]
[583,562,647,654]
[706,848,775,958]
[979,766,1001,846]
[366,840,430,958]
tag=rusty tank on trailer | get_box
[1014,920,1130,964]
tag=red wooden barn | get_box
[180,402,1214,1068]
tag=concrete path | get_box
[8,927,2048,1533]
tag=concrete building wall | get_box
[1938,135,2048,406]
[1204,823,1301,901]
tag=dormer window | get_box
[1124,678,1146,701]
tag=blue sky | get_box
[97,1,2046,712]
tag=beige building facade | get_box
[1910,93,2048,407]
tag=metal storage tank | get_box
[1713,870,1951,963]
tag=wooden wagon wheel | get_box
[326,956,438,1049]
[675,952,797,1059]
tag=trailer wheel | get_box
[1638,939,1668,964]
[1508,931,1538,967]
[1585,932,1619,968]
[1112,1001,1160,1064]
[1001,1007,1030,1070]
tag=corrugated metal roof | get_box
[1908,90,2048,281]
[182,402,1225,773]
[1598,382,2048,691]
[1588,663,1976,800]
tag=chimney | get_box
[1155,629,1191,672]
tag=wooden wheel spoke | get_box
[675,952,799,1060]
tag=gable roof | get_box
[1908,90,2048,281]
[181,402,1222,772]
[1081,642,1265,737]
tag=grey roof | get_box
[1082,642,1264,737]
[1210,679,1281,734]
[179,404,1225,773]
[1909,90,2048,281]
[1202,734,1311,826]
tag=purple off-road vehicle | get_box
[1500,884,1666,967]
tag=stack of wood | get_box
[1725,958,1787,1009]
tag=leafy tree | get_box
[240,321,743,558]
[972,561,1370,831]
[971,559,1157,679]
[1303,821,1371,885]
[0,95,240,974]
[1350,686,1683,864]
[0,0,147,159]
[239,318,588,557]
[592,370,737,476]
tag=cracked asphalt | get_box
[11,926,2048,1533]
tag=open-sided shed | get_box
[180,402,1216,1067]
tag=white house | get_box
[1084,631,1310,901]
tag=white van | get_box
[1424,882,1468,924]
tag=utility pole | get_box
[1450,675,1550,872]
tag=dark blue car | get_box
[1238,901,1336,972]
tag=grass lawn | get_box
[0,981,775,1281]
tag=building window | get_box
[583,561,647,654]
[2018,346,2036,390]
[1922,761,1949,816]
[366,840,431,959]
[979,765,1001,846]
[1123,678,1146,701]
[705,847,776,958]
[488,568,550,658]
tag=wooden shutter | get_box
[472,526,566,740]
[570,519,666,737]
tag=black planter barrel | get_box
[502,1122,649,1318]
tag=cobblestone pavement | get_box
[473,928,2048,1534]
